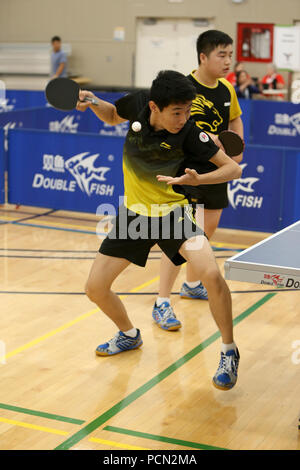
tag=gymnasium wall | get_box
[0,0,299,87]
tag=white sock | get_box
[221,342,237,354]
[156,297,170,307]
[123,328,138,338]
[185,280,200,288]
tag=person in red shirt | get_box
[261,64,285,99]
[226,62,244,86]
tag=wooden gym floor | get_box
[0,205,299,450]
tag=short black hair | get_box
[196,30,233,64]
[150,70,196,111]
[236,70,247,85]
[51,36,61,43]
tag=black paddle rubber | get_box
[218,130,245,157]
[45,78,81,111]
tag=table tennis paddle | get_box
[45,77,98,111]
[218,130,244,157]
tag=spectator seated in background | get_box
[261,64,285,91]
[235,70,260,99]
[51,35,68,79]
[226,62,250,86]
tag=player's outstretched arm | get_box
[76,90,127,126]
[157,168,202,186]
[200,149,242,184]
[157,149,242,186]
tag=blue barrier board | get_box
[0,129,4,204]
[8,129,124,214]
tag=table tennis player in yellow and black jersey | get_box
[114,87,221,217]
[76,70,241,223]
[155,30,244,319]
[76,71,242,384]
[174,71,242,207]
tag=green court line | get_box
[55,293,276,450]
[0,403,85,426]
[104,425,228,450]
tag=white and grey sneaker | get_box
[152,302,182,331]
[96,329,143,356]
[180,281,208,300]
[213,348,240,390]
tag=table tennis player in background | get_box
[50,36,68,79]
[152,30,244,332]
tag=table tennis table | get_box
[225,220,300,430]
[225,220,300,290]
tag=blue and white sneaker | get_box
[152,302,182,331]
[213,348,240,390]
[180,281,208,300]
[95,329,143,356]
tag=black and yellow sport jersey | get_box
[173,72,242,196]
[115,90,219,217]
[173,73,242,198]
[187,72,242,134]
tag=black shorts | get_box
[99,205,206,267]
[175,183,228,210]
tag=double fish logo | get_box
[3,121,20,152]
[270,274,284,287]
[289,112,300,134]
[49,115,79,133]
[0,98,15,113]
[65,152,111,196]
[227,163,260,210]
[100,121,129,137]
[269,111,300,136]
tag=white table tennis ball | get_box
[131,121,142,132]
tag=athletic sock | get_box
[123,328,138,338]
[156,297,170,307]
[221,342,237,354]
[185,280,200,288]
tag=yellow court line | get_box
[0,417,68,436]
[2,276,160,362]
[130,276,160,292]
[0,216,99,232]
[3,308,99,361]
[0,418,148,448]
[211,241,249,249]
[89,437,149,450]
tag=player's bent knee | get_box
[85,279,109,303]
[84,281,96,302]
[201,269,224,290]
